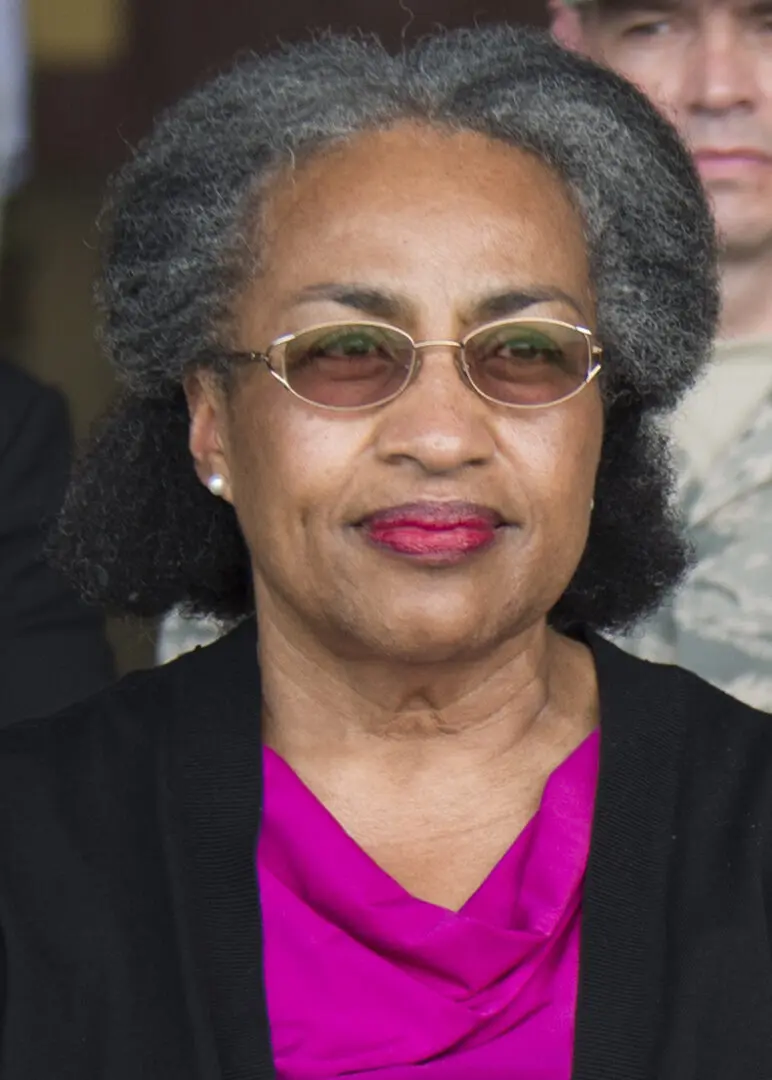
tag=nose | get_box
[374,344,497,475]
[682,16,758,114]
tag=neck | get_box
[719,245,772,340]
[257,602,598,773]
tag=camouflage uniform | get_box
[622,344,772,711]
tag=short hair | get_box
[52,25,718,633]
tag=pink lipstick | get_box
[361,501,502,564]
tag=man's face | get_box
[565,0,772,256]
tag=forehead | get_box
[256,124,590,307]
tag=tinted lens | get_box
[464,320,591,406]
[280,323,414,408]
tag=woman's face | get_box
[189,124,603,662]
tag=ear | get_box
[184,371,234,504]
[549,0,587,52]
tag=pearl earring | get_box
[207,474,226,497]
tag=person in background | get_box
[0,360,116,720]
[0,0,115,720]
[551,0,772,707]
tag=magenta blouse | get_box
[257,729,599,1079]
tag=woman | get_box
[0,23,769,1080]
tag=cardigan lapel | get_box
[572,632,688,1080]
[161,619,275,1080]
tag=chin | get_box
[373,628,497,666]
[344,596,519,666]
[711,198,772,256]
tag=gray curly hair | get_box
[52,24,719,631]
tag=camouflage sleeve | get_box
[666,485,772,711]
[616,606,679,666]
[618,480,772,712]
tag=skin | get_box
[186,124,602,909]
[552,0,772,338]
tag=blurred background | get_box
[0,0,545,672]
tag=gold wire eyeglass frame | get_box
[226,316,603,412]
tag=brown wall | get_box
[34,0,547,177]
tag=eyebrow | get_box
[593,0,682,17]
[293,284,407,321]
[472,287,587,322]
[293,283,588,324]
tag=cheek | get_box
[225,389,370,545]
[504,401,602,523]
[596,45,676,114]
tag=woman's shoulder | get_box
[0,666,175,874]
[0,618,258,777]
[590,629,772,798]
[0,621,260,906]
[587,631,772,919]
[0,656,176,795]
[592,628,772,727]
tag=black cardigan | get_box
[0,620,771,1080]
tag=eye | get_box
[305,329,390,360]
[484,330,566,366]
[286,327,398,371]
[465,320,590,393]
[282,324,412,386]
[614,10,674,37]
[623,17,672,35]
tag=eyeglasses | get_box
[226,317,602,412]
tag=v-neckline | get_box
[261,732,599,923]
[162,621,686,1080]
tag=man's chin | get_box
[710,198,772,259]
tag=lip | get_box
[358,501,505,564]
[693,149,772,177]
